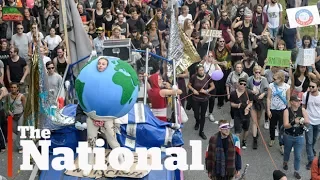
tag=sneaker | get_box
[214,120,219,124]
[306,161,312,170]
[205,112,209,118]
[242,140,247,149]
[313,149,316,156]
[230,119,234,128]
[253,138,257,150]
[292,148,294,152]
[269,140,274,147]
[283,162,288,170]
[280,145,284,155]
[209,114,215,122]
[264,121,269,129]
[275,129,279,137]
[294,172,301,179]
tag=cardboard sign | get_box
[286,5,320,28]
[2,7,23,21]
[266,50,291,67]
[201,29,222,38]
[296,48,315,66]
[64,149,152,179]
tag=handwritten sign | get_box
[201,29,222,38]
[2,7,23,21]
[64,149,152,178]
[296,48,315,66]
[286,5,320,28]
[267,50,291,67]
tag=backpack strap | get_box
[305,91,310,109]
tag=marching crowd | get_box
[0,0,319,179]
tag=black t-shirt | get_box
[278,25,297,50]
[230,89,253,118]
[254,42,272,67]
[7,57,27,83]
[0,50,10,69]
[286,106,304,135]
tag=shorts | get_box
[234,115,250,134]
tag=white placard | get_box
[201,29,222,38]
[286,5,320,28]
[296,48,315,66]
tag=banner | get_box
[2,7,23,21]
[286,5,320,28]
[296,48,315,66]
[64,149,152,178]
[266,50,291,67]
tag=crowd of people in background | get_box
[0,0,319,179]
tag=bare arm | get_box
[21,94,26,108]
[283,109,290,128]
[21,65,29,82]
[6,66,11,83]
[159,89,182,97]
[0,67,4,85]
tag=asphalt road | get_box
[0,101,319,180]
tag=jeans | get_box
[270,109,284,145]
[283,134,304,172]
[305,124,320,162]
[13,113,24,150]
[268,27,279,39]
[193,100,208,133]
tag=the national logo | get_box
[295,9,313,26]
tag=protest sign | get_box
[266,50,291,67]
[201,29,222,38]
[64,149,152,179]
[296,48,315,66]
[2,7,23,21]
[286,5,320,28]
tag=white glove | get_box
[65,80,70,90]
[75,121,87,130]
[91,50,97,57]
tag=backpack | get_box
[266,3,281,14]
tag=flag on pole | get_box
[167,3,200,77]
[59,0,92,77]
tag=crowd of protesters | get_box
[0,0,319,179]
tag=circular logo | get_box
[295,9,313,26]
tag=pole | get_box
[55,0,72,104]
[143,48,149,105]
[206,37,212,56]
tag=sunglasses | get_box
[239,82,246,86]
[309,85,316,88]
[47,67,54,70]
[255,72,261,74]
[240,11,244,13]
[17,28,23,30]
[219,41,225,43]
[222,15,227,17]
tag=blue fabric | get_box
[39,153,175,180]
[305,124,319,162]
[215,134,226,177]
[116,105,184,150]
[49,126,79,154]
[62,104,78,117]
[273,84,288,105]
[283,134,304,171]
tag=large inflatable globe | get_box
[75,56,139,119]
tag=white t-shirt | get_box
[302,92,320,125]
[263,3,283,28]
[269,82,290,110]
[27,32,44,43]
[44,35,62,50]
[203,62,217,76]
[178,14,192,28]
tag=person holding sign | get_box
[296,26,318,50]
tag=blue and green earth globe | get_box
[75,56,139,119]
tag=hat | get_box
[290,95,301,102]
[132,28,138,33]
[96,27,104,32]
[273,170,286,180]
[219,123,231,129]
[238,77,247,83]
